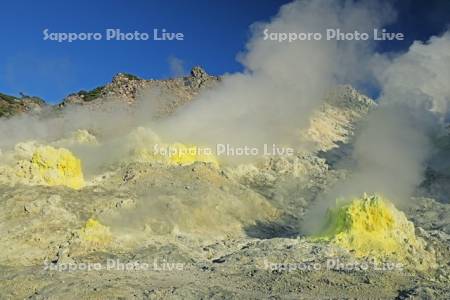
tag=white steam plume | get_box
[156,0,395,152]
[302,32,450,234]
[348,31,450,201]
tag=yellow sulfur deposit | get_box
[79,218,112,245]
[317,194,435,269]
[0,143,85,189]
[29,146,85,189]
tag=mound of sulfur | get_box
[30,146,85,189]
[79,218,112,246]
[317,194,436,270]
[10,145,85,189]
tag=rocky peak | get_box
[191,66,208,79]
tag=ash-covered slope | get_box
[301,85,375,152]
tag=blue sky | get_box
[0,0,449,103]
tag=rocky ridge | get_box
[0,93,46,117]
[60,66,220,115]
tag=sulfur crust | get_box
[79,218,112,245]
[317,194,436,270]
[29,146,85,189]
[0,144,85,189]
